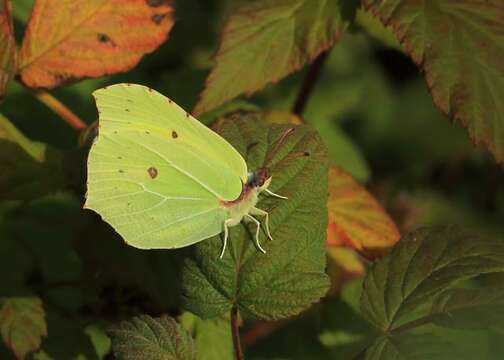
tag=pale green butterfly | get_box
[84,83,287,258]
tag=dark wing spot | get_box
[171,131,178,139]
[147,167,158,179]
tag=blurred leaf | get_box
[0,0,15,99]
[182,113,329,320]
[354,8,401,50]
[0,297,47,359]
[0,113,64,200]
[430,287,504,331]
[180,312,233,360]
[194,0,349,115]
[362,333,467,360]
[109,315,196,360]
[360,225,504,331]
[327,166,399,259]
[364,0,504,162]
[18,0,175,88]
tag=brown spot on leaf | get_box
[171,131,178,139]
[147,167,158,179]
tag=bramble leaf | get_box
[194,0,349,115]
[0,113,64,200]
[430,287,504,331]
[109,315,196,360]
[0,0,15,99]
[0,297,47,360]
[18,0,175,88]
[363,0,504,162]
[360,226,504,331]
[182,112,330,320]
[327,166,399,260]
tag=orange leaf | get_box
[18,0,175,88]
[0,0,16,98]
[327,166,400,260]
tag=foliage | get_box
[1,0,503,359]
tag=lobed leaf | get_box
[430,287,504,331]
[194,0,348,115]
[0,297,47,360]
[360,225,504,331]
[18,0,175,88]
[363,0,504,162]
[327,166,400,260]
[0,0,15,99]
[182,112,330,320]
[109,315,196,360]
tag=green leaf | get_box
[0,297,47,359]
[430,287,504,331]
[0,0,16,99]
[182,112,330,320]
[362,333,467,360]
[363,0,504,162]
[194,0,349,115]
[180,312,233,360]
[109,315,196,360]
[360,225,504,331]
[0,113,64,200]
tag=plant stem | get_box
[292,49,332,116]
[33,90,87,131]
[230,307,244,360]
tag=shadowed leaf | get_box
[19,0,175,88]
[363,0,504,162]
[0,297,47,360]
[327,166,399,259]
[182,112,330,320]
[109,315,196,360]
[194,0,348,115]
[0,0,15,99]
[360,226,504,331]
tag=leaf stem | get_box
[33,90,87,131]
[292,49,332,116]
[230,307,244,360]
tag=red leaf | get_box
[18,0,175,88]
[0,0,16,98]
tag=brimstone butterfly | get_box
[85,83,287,258]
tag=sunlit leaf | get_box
[182,112,330,320]
[327,166,399,259]
[430,287,504,331]
[360,226,504,331]
[194,0,348,115]
[109,315,196,360]
[18,0,175,88]
[364,0,504,162]
[0,297,47,360]
[0,0,15,99]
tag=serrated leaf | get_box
[18,0,175,88]
[180,312,233,360]
[327,166,399,260]
[182,112,330,320]
[109,315,196,360]
[0,0,15,99]
[430,287,504,331]
[194,0,348,115]
[363,0,504,162]
[0,297,47,360]
[362,333,467,360]
[0,113,64,200]
[360,225,504,331]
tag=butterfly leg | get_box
[245,214,266,254]
[264,188,288,199]
[250,207,273,241]
[220,219,233,259]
